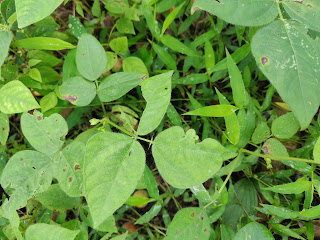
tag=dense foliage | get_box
[0,0,320,239]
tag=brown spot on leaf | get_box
[63,168,66,172]
[37,116,42,120]
[2,127,4,131]
[294,0,303,3]
[193,7,200,11]
[307,4,312,7]
[62,95,78,103]
[191,212,195,217]
[74,165,80,171]
[262,146,269,155]
[261,57,268,65]
[68,177,72,182]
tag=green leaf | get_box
[0,113,9,146]
[84,132,145,228]
[271,112,300,139]
[62,49,78,82]
[15,0,64,28]
[161,35,199,57]
[12,37,75,50]
[116,17,135,35]
[25,224,79,240]
[165,208,210,240]
[192,0,278,26]
[137,71,173,136]
[40,92,58,113]
[21,111,68,157]
[314,136,320,164]
[1,150,52,209]
[209,44,251,73]
[35,184,81,211]
[184,105,238,117]
[263,138,313,174]
[76,33,107,81]
[216,89,240,145]
[300,204,320,219]
[105,51,118,72]
[54,141,86,197]
[59,76,96,106]
[0,80,40,114]
[264,181,312,194]
[152,127,223,188]
[123,57,148,76]
[205,40,215,72]
[283,0,320,32]
[29,68,42,82]
[252,122,270,144]
[259,204,299,219]
[166,102,182,127]
[144,165,159,199]
[125,196,153,206]
[135,200,163,225]
[92,0,101,17]
[271,223,304,240]
[251,20,320,130]
[98,72,144,102]
[227,50,246,108]
[109,37,128,55]
[0,30,13,68]
[161,2,185,35]
[173,74,209,85]
[68,15,87,39]
[149,40,177,70]
[234,222,274,240]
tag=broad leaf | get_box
[165,208,210,240]
[123,57,149,76]
[251,20,320,129]
[271,112,299,139]
[0,80,40,114]
[283,0,320,32]
[152,127,223,188]
[98,72,144,102]
[54,141,86,197]
[84,132,145,228]
[25,224,79,240]
[234,222,274,240]
[252,122,270,144]
[192,0,278,26]
[15,0,64,28]
[35,184,81,211]
[21,111,68,156]
[59,76,96,106]
[76,33,107,81]
[12,37,74,50]
[137,71,173,136]
[0,30,13,68]
[0,113,9,145]
[1,150,52,209]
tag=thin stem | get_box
[94,80,107,117]
[241,149,317,164]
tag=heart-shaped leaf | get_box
[152,127,224,188]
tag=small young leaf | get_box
[259,204,299,219]
[271,223,304,240]
[137,71,173,136]
[314,136,320,164]
[152,127,223,188]
[144,165,159,199]
[25,224,79,240]
[123,57,149,76]
[0,80,40,114]
[183,105,238,117]
[109,37,128,55]
[40,92,58,113]
[166,102,182,127]
[12,37,75,50]
[165,208,210,240]
[251,122,270,144]
[205,40,215,72]
[149,40,177,70]
[76,33,107,81]
[300,204,320,219]
[68,15,87,39]
[271,112,300,139]
[84,132,145,228]
[135,200,163,225]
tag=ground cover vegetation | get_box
[0,0,320,239]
